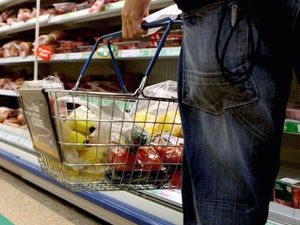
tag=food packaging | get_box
[53,2,77,14]
[165,38,182,47]
[77,45,93,52]
[274,178,300,208]
[114,41,145,50]
[286,106,300,121]
[75,2,92,11]
[293,183,300,209]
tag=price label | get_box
[36,46,54,61]
[71,53,83,59]
[53,53,67,60]
[119,49,141,58]
[297,124,300,133]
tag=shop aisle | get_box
[0,168,105,225]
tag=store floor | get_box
[0,168,106,225]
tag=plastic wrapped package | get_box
[6,17,20,25]
[0,48,4,58]
[114,41,147,50]
[2,41,21,58]
[77,45,93,52]
[53,2,77,14]
[75,2,92,11]
[19,42,33,57]
[89,0,105,12]
[130,81,182,138]
[0,10,14,23]
[286,104,300,120]
[38,31,66,45]
[2,41,33,58]
[17,8,36,22]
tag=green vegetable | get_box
[131,126,148,146]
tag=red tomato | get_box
[137,146,161,171]
[111,148,136,171]
[153,145,183,163]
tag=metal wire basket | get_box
[37,18,183,191]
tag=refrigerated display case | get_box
[0,1,299,224]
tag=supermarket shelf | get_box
[116,47,181,59]
[269,202,300,225]
[0,0,32,10]
[0,124,34,153]
[48,0,172,25]
[0,89,18,97]
[0,0,173,38]
[0,47,181,64]
[284,119,300,135]
[0,144,183,225]
[0,55,35,65]
[0,14,50,37]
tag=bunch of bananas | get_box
[62,106,107,182]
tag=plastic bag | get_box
[130,80,178,117]
[129,80,182,138]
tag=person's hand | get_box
[122,0,151,39]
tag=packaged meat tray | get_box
[114,41,146,50]
[274,178,300,208]
[53,2,77,14]
[286,107,300,121]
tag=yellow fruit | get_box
[62,130,88,151]
[154,111,182,137]
[133,111,156,136]
[78,146,107,182]
[78,146,107,164]
[66,106,97,135]
[67,146,107,182]
[67,166,106,182]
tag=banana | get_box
[133,111,156,136]
[66,106,97,135]
[62,129,89,151]
[78,146,107,181]
[78,146,107,164]
[154,111,182,137]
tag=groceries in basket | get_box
[49,80,183,187]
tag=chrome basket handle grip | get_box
[73,18,182,95]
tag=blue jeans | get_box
[178,3,293,225]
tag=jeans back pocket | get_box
[182,4,258,115]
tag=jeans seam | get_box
[230,106,272,142]
[197,199,251,208]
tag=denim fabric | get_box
[178,3,293,225]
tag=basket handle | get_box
[72,18,182,95]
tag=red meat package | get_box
[274,178,300,208]
[293,184,300,209]
[89,0,105,12]
[286,105,300,121]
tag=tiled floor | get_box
[0,168,104,225]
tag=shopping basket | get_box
[23,18,183,191]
